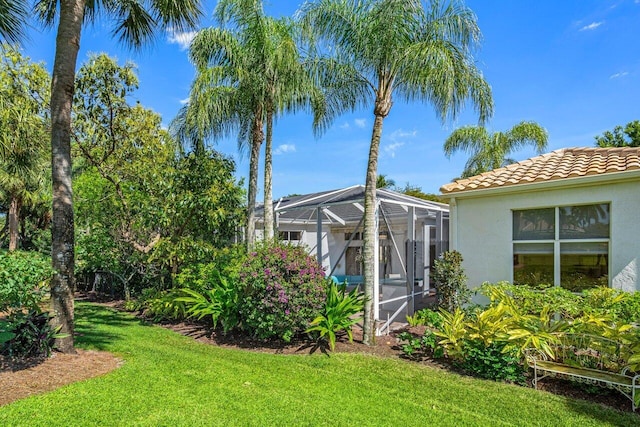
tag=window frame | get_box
[511,203,610,289]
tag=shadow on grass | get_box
[74,303,151,351]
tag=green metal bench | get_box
[525,334,640,411]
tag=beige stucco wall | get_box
[448,177,640,292]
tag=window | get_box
[512,204,609,291]
[279,231,302,241]
[345,232,363,241]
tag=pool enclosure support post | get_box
[373,201,380,321]
[407,206,416,314]
[316,207,323,266]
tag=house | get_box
[254,185,449,333]
[440,147,640,293]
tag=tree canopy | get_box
[594,120,640,148]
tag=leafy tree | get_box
[594,120,640,147]
[29,0,204,353]
[0,44,50,251]
[175,0,316,247]
[444,121,548,178]
[73,54,244,294]
[397,183,447,204]
[301,0,493,344]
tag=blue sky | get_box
[19,0,640,199]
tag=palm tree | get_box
[175,0,317,247]
[0,0,28,43]
[302,0,493,344]
[29,0,204,353]
[0,44,50,251]
[444,121,548,178]
[376,174,396,189]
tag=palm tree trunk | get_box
[49,0,86,354]
[8,195,21,251]
[263,107,274,240]
[246,113,264,250]
[362,113,385,345]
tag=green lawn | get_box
[0,303,636,426]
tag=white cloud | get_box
[354,118,366,128]
[610,71,629,79]
[384,142,404,158]
[339,122,350,129]
[579,22,603,31]
[389,129,418,139]
[167,30,198,50]
[274,144,296,155]
[179,97,190,105]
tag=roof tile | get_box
[440,147,640,194]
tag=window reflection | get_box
[513,208,555,240]
[559,204,609,239]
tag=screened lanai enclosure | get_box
[255,185,449,334]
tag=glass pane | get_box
[560,242,608,291]
[513,243,554,285]
[513,208,555,240]
[559,204,609,239]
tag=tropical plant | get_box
[301,0,493,344]
[238,242,327,342]
[432,250,470,313]
[0,310,65,359]
[306,282,365,351]
[397,330,443,360]
[176,271,240,333]
[506,306,566,359]
[24,0,205,353]
[434,308,467,360]
[0,44,50,251]
[444,121,548,178]
[0,1,28,43]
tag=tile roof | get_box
[440,147,640,195]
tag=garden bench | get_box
[525,333,640,411]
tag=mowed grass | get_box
[0,304,637,426]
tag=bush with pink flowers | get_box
[238,242,327,342]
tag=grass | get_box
[0,303,637,426]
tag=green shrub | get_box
[459,340,525,384]
[138,288,188,321]
[406,308,442,329]
[306,282,364,351]
[174,245,246,293]
[432,251,471,313]
[0,310,64,359]
[176,271,239,333]
[0,250,52,312]
[398,330,444,360]
[238,242,327,342]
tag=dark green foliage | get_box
[238,242,327,342]
[459,340,525,384]
[594,120,640,147]
[306,282,365,351]
[432,250,471,312]
[0,250,52,312]
[398,330,444,360]
[0,311,63,359]
[176,271,240,333]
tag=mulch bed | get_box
[1,297,637,415]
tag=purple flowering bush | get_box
[238,242,327,342]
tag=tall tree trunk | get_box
[49,0,86,354]
[246,113,264,250]
[362,114,385,345]
[263,107,274,240]
[363,92,391,346]
[8,195,21,251]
